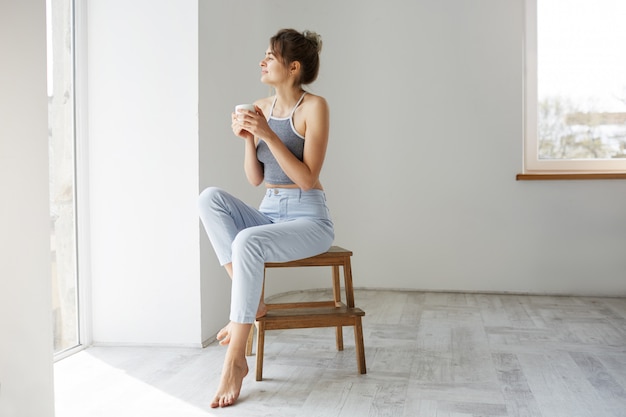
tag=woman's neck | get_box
[273,86,305,115]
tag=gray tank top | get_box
[256,92,306,185]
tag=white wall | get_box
[0,1,56,416]
[88,0,201,345]
[86,0,625,350]
[199,0,626,298]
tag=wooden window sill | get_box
[517,173,626,180]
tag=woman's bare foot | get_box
[211,322,252,408]
[210,354,249,408]
[216,323,232,346]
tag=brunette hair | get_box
[270,28,322,85]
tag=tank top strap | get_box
[289,92,307,117]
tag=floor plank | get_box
[54,290,626,417]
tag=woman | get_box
[198,28,334,408]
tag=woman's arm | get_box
[242,136,264,186]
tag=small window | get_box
[524,0,626,173]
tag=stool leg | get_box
[255,321,265,381]
[335,326,344,351]
[343,258,355,308]
[354,317,366,374]
[245,325,254,356]
[332,265,342,306]
[332,265,344,350]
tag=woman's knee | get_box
[199,186,230,211]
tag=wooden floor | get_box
[54,289,626,417]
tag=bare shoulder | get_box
[303,93,328,109]
[301,93,329,118]
[298,93,329,140]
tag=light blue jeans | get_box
[198,186,334,323]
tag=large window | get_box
[48,0,80,356]
[524,0,626,173]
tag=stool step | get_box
[266,300,341,310]
[258,306,365,331]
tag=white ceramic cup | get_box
[235,104,255,121]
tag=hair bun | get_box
[302,30,322,54]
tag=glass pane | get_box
[48,0,79,354]
[537,0,626,160]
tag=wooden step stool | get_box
[246,246,367,381]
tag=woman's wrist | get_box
[260,131,280,146]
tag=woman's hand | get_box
[233,106,276,143]
[231,110,255,141]
[232,105,265,186]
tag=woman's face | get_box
[259,47,290,85]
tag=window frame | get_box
[74,0,93,352]
[51,0,91,361]
[523,0,626,175]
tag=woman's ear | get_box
[290,61,301,76]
